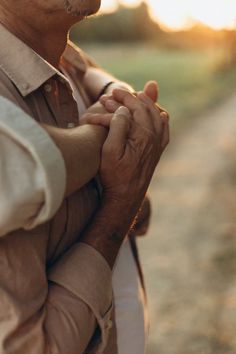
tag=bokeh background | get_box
[71,1,236,353]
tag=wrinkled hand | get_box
[83,89,169,226]
[81,88,169,152]
[81,106,153,236]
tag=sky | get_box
[101,0,236,30]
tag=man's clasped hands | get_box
[80,81,169,215]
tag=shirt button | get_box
[44,84,52,92]
[67,122,76,128]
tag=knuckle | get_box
[123,91,137,103]
[140,101,149,111]
[123,90,134,98]
[123,95,132,106]
[135,105,149,117]
[140,130,156,149]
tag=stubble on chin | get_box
[63,0,92,17]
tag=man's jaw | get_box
[63,0,100,17]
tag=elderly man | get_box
[0,0,169,353]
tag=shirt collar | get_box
[0,23,86,97]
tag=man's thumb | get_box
[104,106,131,158]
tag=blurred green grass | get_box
[81,44,236,133]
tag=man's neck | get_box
[0,7,75,68]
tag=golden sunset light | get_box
[101,0,236,30]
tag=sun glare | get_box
[101,0,236,30]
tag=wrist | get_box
[81,197,138,268]
[96,81,115,101]
[102,182,146,210]
[44,124,107,197]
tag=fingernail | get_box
[115,106,131,118]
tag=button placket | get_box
[60,82,79,128]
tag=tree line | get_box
[70,2,236,67]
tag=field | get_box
[79,43,236,353]
[81,43,236,134]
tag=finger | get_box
[137,92,164,133]
[160,112,170,150]
[138,92,170,131]
[104,106,131,159]
[80,113,113,127]
[137,92,166,114]
[112,89,153,129]
[137,91,161,114]
[144,81,159,102]
[99,94,113,105]
[104,99,122,113]
[100,94,123,112]
[112,89,140,110]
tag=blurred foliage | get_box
[220,30,236,70]
[79,43,236,133]
[70,2,162,42]
[71,1,236,132]
[70,2,236,54]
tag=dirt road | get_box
[139,93,236,354]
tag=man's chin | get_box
[64,0,101,17]
[91,0,101,15]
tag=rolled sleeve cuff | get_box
[48,243,113,352]
[0,96,66,227]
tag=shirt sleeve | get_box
[46,243,114,353]
[0,96,66,236]
[0,233,114,353]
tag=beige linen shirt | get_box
[0,24,116,354]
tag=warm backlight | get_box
[101,0,236,30]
